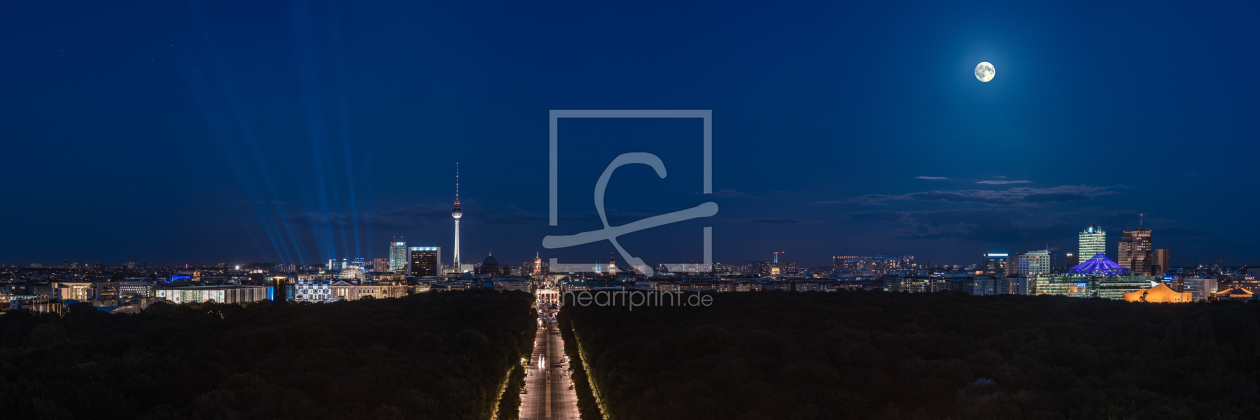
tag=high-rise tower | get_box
[389,238,407,272]
[1079,225,1106,260]
[1119,229,1153,276]
[451,163,462,272]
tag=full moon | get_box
[975,62,995,82]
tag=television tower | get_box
[452,163,462,272]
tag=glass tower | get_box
[389,241,407,272]
[1079,225,1106,260]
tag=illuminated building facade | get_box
[389,240,408,272]
[833,254,915,275]
[155,285,270,304]
[1079,225,1107,260]
[1015,250,1051,277]
[338,265,366,283]
[1033,254,1150,299]
[1118,229,1153,276]
[982,253,1008,275]
[409,247,442,277]
[1124,283,1191,303]
[1183,278,1218,301]
[292,276,332,302]
[328,280,409,301]
[532,252,545,277]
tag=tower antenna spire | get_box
[452,162,462,272]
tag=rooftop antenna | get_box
[1140,213,1144,229]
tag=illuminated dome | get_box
[338,266,365,282]
[1065,254,1130,276]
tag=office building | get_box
[833,254,915,275]
[982,253,1008,276]
[1118,229,1153,276]
[1015,250,1051,277]
[966,276,1019,296]
[781,261,798,275]
[1079,225,1106,260]
[155,285,270,304]
[389,240,408,272]
[1183,278,1218,302]
[410,247,442,277]
[372,258,389,273]
[1153,249,1169,274]
[749,261,772,277]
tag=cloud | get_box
[915,176,950,180]
[847,208,1071,243]
[741,217,804,224]
[848,185,1120,206]
[844,210,905,222]
[847,206,1207,245]
[976,180,1033,185]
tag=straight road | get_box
[519,318,580,420]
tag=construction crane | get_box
[1214,257,1242,275]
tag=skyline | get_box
[2,0,1257,267]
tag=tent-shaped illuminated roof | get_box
[1124,282,1191,303]
[1066,254,1130,276]
[1214,288,1254,298]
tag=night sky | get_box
[2,1,1257,269]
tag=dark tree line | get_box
[0,291,536,420]
[561,291,1260,420]
[558,307,605,420]
[494,364,527,420]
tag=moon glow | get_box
[975,62,995,82]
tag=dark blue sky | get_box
[1,0,1256,268]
